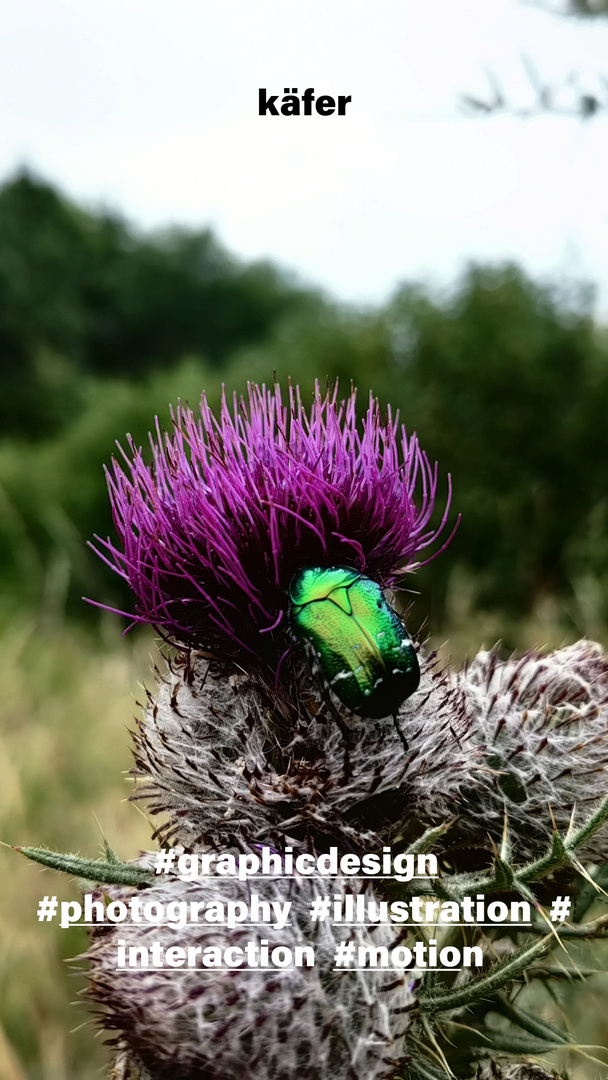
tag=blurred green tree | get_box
[0,171,319,438]
[386,264,608,618]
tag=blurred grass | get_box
[0,613,153,1080]
[0,599,607,1078]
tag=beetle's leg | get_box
[392,713,409,753]
[317,686,354,778]
[325,694,353,748]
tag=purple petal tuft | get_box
[91,381,458,667]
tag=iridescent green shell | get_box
[288,566,419,718]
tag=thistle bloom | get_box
[457,640,608,860]
[88,868,415,1080]
[33,378,608,1080]
[94,382,457,670]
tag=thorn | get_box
[500,808,510,860]
[572,858,608,896]
[566,803,577,839]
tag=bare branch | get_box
[521,0,608,16]
[460,54,608,119]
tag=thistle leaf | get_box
[15,845,153,886]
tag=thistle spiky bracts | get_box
[476,1064,561,1080]
[131,649,479,854]
[75,760,608,1080]
[22,637,608,1079]
[456,640,608,860]
[87,868,416,1080]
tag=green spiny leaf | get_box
[15,845,153,886]
[419,934,554,1013]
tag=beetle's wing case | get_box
[289,566,420,719]
[289,565,361,607]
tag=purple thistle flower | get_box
[92,381,457,669]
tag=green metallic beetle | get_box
[288,565,420,719]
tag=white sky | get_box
[1,0,608,311]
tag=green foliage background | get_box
[1,171,607,1078]
[2,171,608,646]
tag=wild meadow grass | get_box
[0,614,153,1080]
[1,606,607,1078]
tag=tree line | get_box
[1,171,607,642]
